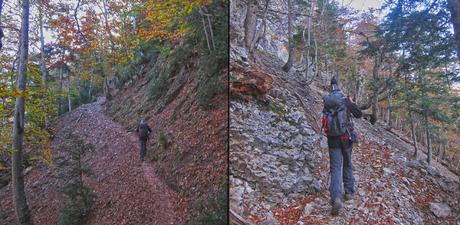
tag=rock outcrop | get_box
[230,1,460,224]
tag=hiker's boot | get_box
[344,193,354,202]
[331,198,342,216]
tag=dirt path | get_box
[62,97,187,225]
[0,97,188,225]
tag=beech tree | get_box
[12,0,33,224]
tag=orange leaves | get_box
[137,0,211,41]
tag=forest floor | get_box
[0,97,188,225]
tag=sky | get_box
[346,0,385,11]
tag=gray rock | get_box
[23,167,32,176]
[302,202,314,216]
[427,166,440,177]
[439,180,459,192]
[312,179,321,192]
[383,167,394,176]
[287,111,303,124]
[319,136,328,149]
[429,202,451,218]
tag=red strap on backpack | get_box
[322,115,327,134]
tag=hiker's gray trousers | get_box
[329,144,355,201]
[139,139,147,159]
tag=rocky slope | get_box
[230,1,460,224]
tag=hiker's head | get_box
[330,76,339,91]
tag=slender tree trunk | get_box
[38,3,47,84]
[388,92,393,128]
[244,1,257,51]
[203,7,215,50]
[303,2,312,79]
[67,76,72,112]
[68,93,72,112]
[0,0,4,50]
[201,13,211,51]
[424,113,432,165]
[12,1,33,224]
[74,0,86,41]
[447,0,460,59]
[59,68,65,113]
[101,0,115,51]
[282,0,294,72]
[370,55,381,125]
[252,0,270,52]
[410,114,419,157]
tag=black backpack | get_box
[138,123,149,139]
[322,90,349,136]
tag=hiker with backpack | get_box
[322,76,362,216]
[136,119,152,161]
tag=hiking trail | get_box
[0,97,188,225]
[230,47,460,224]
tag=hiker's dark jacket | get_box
[136,123,152,141]
[323,90,362,148]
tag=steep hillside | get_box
[0,45,227,225]
[104,40,228,219]
[230,1,460,224]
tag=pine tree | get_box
[54,133,96,225]
[381,0,460,164]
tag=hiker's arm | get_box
[345,98,362,118]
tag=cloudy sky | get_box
[347,0,385,11]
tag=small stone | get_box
[23,167,32,176]
[31,181,40,189]
[319,136,328,149]
[427,166,440,177]
[429,202,451,218]
[383,168,394,176]
[312,179,321,192]
[302,203,314,216]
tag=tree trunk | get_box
[370,55,381,125]
[68,75,72,112]
[101,0,115,51]
[74,0,86,41]
[58,68,63,113]
[0,0,4,50]
[68,93,72,112]
[201,13,211,51]
[424,114,432,165]
[303,2,312,79]
[447,0,460,59]
[387,92,393,127]
[38,3,47,84]
[410,113,419,158]
[244,1,257,51]
[282,0,294,72]
[12,0,33,224]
